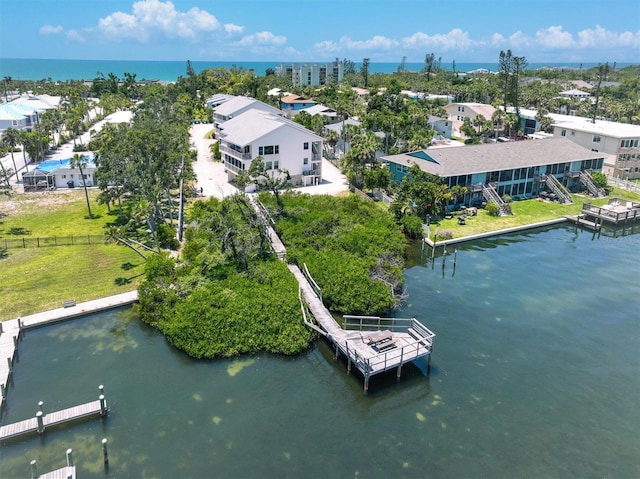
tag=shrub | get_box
[435,229,453,240]
[591,171,608,189]
[502,194,512,203]
[485,201,500,216]
[401,214,424,238]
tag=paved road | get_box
[189,123,349,200]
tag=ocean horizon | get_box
[1,58,636,83]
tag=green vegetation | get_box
[262,192,407,315]
[0,190,145,319]
[137,195,313,358]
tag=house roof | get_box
[213,96,280,118]
[445,102,496,119]
[9,94,61,111]
[280,94,317,105]
[382,137,604,177]
[560,89,590,96]
[299,104,337,117]
[219,109,323,146]
[549,113,640,138]
[0,104,27,121]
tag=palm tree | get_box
[2,127,21,181]
[70,153,93,218]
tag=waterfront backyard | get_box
[0,224,638,478]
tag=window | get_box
[634,140,639,147]
[592,135,601,143]
[274,161,279,169]
[259,145,279,155]
[303,158,309,165]
[265,161,272,169]
[303,142,309,150]
[561,129,567,137]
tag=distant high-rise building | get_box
[276,61,343,87]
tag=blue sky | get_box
[1,0,639,63]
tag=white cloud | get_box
[235,31,286,47]
[39,25,63,35]
[339,35,398,51]
[313,40,340,53]
[491,33,506,47]
[66,30,87,43]
[97,0,222,42]
[576,24,640,48]
[402,29,473,50]
[224,24,244,35]
[535,26,574,49]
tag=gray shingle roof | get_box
[382,137,605,177]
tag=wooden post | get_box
[364,374,369,393]
[36,411,44,433]
[30,459,37,479]
[102,438,109,464]
[346,342,351,373]
[38,400,43,412]
[66,449,73,467]
[99,394,107,416]
[397,347,404,381]
[334,343,339,361]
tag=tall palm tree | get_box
[1,127,21,181]
[70,153,93,218]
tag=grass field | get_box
[428,188,640,239]
[0,189,146,320]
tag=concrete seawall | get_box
[423,218,568,247]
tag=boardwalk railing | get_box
[582,200,640,224]
[1,235,105,250]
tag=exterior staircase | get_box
[544,175,573,204]
[579,170,606,198]
[481,183,512,216]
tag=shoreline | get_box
[423,217,570,247]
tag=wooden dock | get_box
[290,263,435,391]
[0,389,107,442]
[38,466,76,479]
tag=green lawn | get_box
[0,190,145,320]
[428,188,640,240]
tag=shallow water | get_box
[1,224,639,478]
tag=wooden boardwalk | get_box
[290,263,435,391]
[0,396,106,441]
[39,466,76,479]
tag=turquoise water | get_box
[1,58,633,82]
[1,224,639,478]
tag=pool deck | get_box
[0,290,138,410]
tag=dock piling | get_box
[66,448,73,467]
[36,410,44,433]
[38,400,44,412]
[102,437,109,464]
[1,383,5,397]
[99,394,107,415]
[30,459,37,479]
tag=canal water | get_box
[1,224,639,478]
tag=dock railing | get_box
[342,315,436,374]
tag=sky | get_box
[1,0,639,64]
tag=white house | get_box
[0,104,29,133]
[211,96,282,136]
[549,113,640,179]
[218,109,324,189]
[559,89,591,99]
[22,156,96,191]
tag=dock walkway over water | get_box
[1,291,136,415]
[0,386,107,442]
[249,193,436,391]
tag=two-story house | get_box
[382,137,605,205]
[444,102,496,137]
[218,109,324,189]
[549,113,640,179]
[279,95,317,117]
